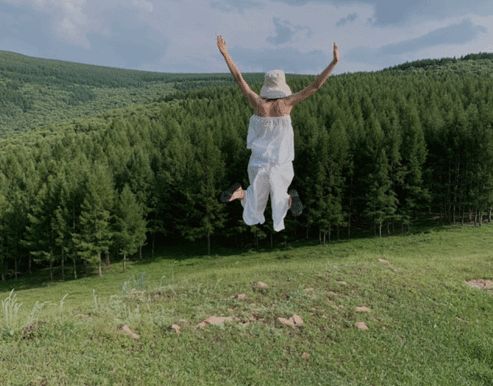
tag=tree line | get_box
[0,59,492,281]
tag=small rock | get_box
[119,324,140,340]
[170,324,181,335]
[355,321,368,330]
[196,321,208,329]
[291,314,304,327]
[233,293,247,300]
[277,317,295,328]
[301,352,310,360]
[465,279,493,289]
[277,314,304,328]
[196,316,236,328]
[253,281,269,291]
[355,306,371,313]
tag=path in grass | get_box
[1,225,492,385]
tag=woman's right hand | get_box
[217,35,228,55]
[332,42,340,64]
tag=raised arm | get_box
[217,35,259,108]
[284,42,339,107]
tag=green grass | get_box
[1,225,492,385]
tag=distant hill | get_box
[0,50,491,136]
[384,52,493,74]
[0,51,232,135]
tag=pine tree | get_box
[73,165,114,277]
[363,117,398,236]
[113,185,147,271]
[53,205,69,280]
[0,173,8,281]
[23,183,57,280]
[180,127,226,254]
[324,119,349,241]
[398,104,429,230]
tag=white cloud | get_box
[347,18,489,70]
[0,0,158,49]
[1,0,90,47]
[0,0,491,72]
[54,0,90,47]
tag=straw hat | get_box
[259,69,292,99]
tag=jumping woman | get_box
[217,35,339,232]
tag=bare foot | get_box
[229,187,244,201]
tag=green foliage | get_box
[73,165,114,276]
[0,51,492,280]
[114,185,147,268]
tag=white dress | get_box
[241,114,295,232]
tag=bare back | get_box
[254,98,292,117]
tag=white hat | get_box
[260,69,292,99]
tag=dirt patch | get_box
[119,324,140,340]
[465,279,493,290]
[277,314,304,329]
[196,316,238,329]
[169,324,181,335]
[21,321,46,340]
[252,281,269,292]
[355,321,368,330]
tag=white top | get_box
[246,114,294,164]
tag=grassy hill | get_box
[0,51,234,135]
[0,225,492,385]
[0,51,492,384]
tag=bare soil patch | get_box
[465,279,493,290]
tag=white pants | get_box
[241,160,294,232]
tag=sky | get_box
[0,0,492,74]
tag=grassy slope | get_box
[1,225,492,385]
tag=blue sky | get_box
[0,0,491,74]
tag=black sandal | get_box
[220,182,242,203]
[288,189,303,216]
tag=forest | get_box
[0,50,232,134]
[0,52,492,281]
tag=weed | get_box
[1,290,22,336]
